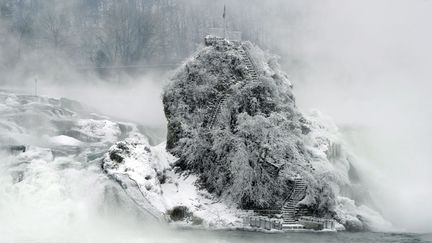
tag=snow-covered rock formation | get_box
[102,138,244,227]
[162,39,390,231]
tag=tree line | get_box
[0,0,275,79]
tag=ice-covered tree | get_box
[163,40,323,210]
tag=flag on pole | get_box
[223,4,226,19]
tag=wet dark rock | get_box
[0,145,26,153]
[168,206,193,222]
[109,151,124,163]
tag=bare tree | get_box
[40,9,70,49]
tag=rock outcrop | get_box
[163,40,390,231]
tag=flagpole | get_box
[223,4,226,39]
[34,78,38,96]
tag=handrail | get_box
[243,215,284,230]
[299,216,333,224]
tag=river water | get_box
[4,226,431,243]
[170,229,432,243]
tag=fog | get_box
[39,74,168,127]
[1,0,432,235]
[283,0,432,233]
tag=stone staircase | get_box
[282,177,307,226]
[206,44,259,129]
[208,92,229,129]
[239,46,259,81]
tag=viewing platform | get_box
[240,177,336,232]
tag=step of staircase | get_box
[282,217,296,220]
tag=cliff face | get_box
[163,40,390,231]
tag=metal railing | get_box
[243,216,283,230]
[207,28,242,42]
[298,216,336,230]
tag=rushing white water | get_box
[0,148,174,243]
[0,148,429,243]
[0,91,163,242]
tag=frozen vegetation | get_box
[162,40,391,231]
